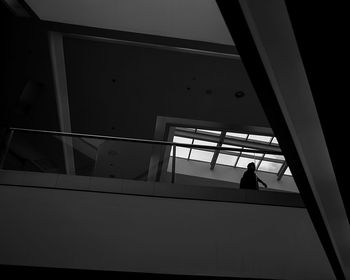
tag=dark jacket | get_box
[240,170,258,190]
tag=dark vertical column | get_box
[216,1,346,279]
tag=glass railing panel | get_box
[1,130,66,174]
[0,128,297,193]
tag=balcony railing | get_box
[0,127,287,188]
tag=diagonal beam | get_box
[210,131,226,170]
[239,2,350,278]
[277,161,288,181]
[216,1,349,279]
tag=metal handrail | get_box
[8,127,284,155]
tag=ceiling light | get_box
[234,91,245,98]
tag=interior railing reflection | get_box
[0,127,286,187]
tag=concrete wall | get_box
[0,171,334,279]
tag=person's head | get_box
[247,162,256,171]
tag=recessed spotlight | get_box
[235,91,245,98]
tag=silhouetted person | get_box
[240,162,267,190]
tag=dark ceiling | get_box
[63,37,269,140]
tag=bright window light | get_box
[221,144,242,154]
[171,126,294,183]
[241,147,263,158]
[193,139,217,148]
[248,134,272,143]
[271,137,279,144]
[226,132,247,139]
[284,167,292,176]
[190,139,216,162]
[264,154,285,161]
[170,146,190,158]
[173,136,193,144]
[190,149,214,162]
[236,157,258,168]
[216,153,237,166]
[258,161,282,173]
[170,136,192,158]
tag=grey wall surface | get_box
[63,37,267,139]
[0,183,334,279]
[25,0,234,45]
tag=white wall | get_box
[0,181,333,279]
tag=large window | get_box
[171,127,291,179]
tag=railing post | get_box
[277,161,288,181]
[171,144,176,184]
[0,129,14,169]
